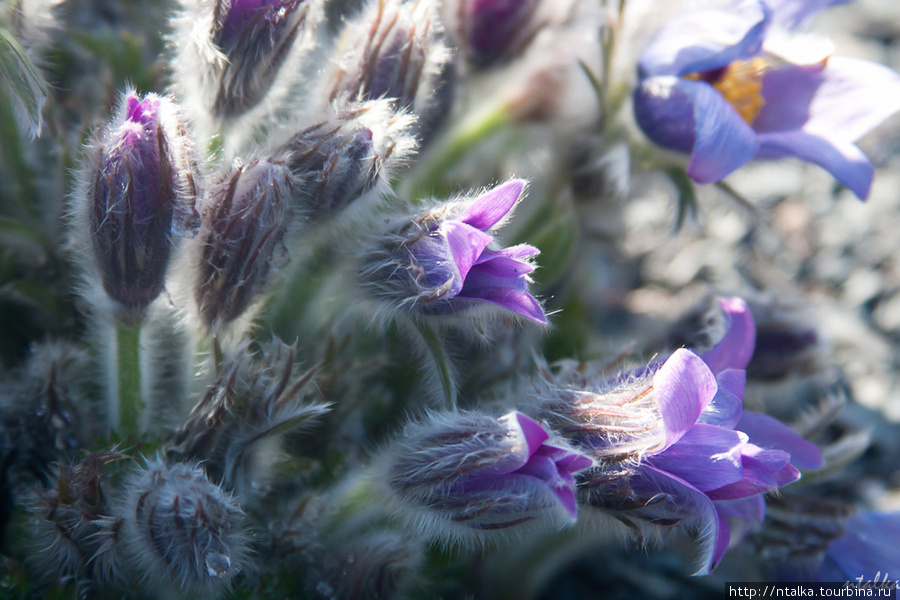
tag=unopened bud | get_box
[324,0,448,114]
[192,157,293,332]
[75,90,199,321]
[280,100,415,221]
[448,0,542,69]
[119,459,248,598]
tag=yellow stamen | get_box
[684,57,769,125]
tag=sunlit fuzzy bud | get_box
[170,0,320,134]
[191,157,293,333]
[118,458,248,599]
[28,451,128,593]
[73,90,199,321]
[322,0,449,115]
[312,532,424,600]
[358,179,547,324]
[444,0,542,69]
[169,338,329,490]
[279,100,416,221]
[376,410,592,542]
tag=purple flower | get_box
[450,0,542,68]
[540,296,822,574]
[386,411,592,533]
[83,91,198,319]
[632,0,900,199]
[360,180,547,323]
[815,511,900,583]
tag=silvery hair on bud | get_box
[317,0,450,118]
[274,98,417,223]
[117,458,249,599]
[167,0,324,147]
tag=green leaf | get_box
[664,166,699,231]
[0,26,48,138]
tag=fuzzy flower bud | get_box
[379,410,591,540]
[192,157,293,333]
[280,100,416,221]
[359,179,546,323]
[170,0,319,133]
[169,338,329,490]
[119,459,248,599]
[323,0,449,115]
[28,452,128,593]
[75,90,199,320]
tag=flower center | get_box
[684,57,768,125]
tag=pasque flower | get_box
[632,0,900,199]
[359,179,547,323]
[383,411,592,536]
[541,297,822,574]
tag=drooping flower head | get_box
[279,100,417,222]
[76,90,199,321]
[192,157,293,333]
[380,410,592,539]
[632,0,900,199]
[536,297,822,574]
[359,179,547,324]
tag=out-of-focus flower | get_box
[321,0,449,116]
[632,0,900,199]
[538,297,821,574]
[380,410,592,538]
[444,0,541,69]
[74,90,199,320]
[191,157,293,333]
[359,179,547,324]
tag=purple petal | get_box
[469,287,547,323]
[698,369,745,429]
[634,465,731,574]
[653,349,718,451]
[753,63,824,133]
[650,423,746,492]
[505,411,549,455]
[638,0,769,77]
[756,130,873,200]
[701,297,756,373]
[684,79,760,183]
[715,495,766,545]
[442,221,494,283]
[633,76,698,154]
[736,411,823,469]
[471,247,537,277]
[825,511,900,583]
[799,57,900,144]
[764,0,854,30]
[457,180,524,230]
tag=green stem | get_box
[413,319,456,411]
[403,102,511,199]
[115,322,144,435]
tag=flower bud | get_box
[323,0,449,114]
[119,459,248,598]
[75,90,199,321]
[280,100,416,221]
[192,157,293,332]
[169,338,329,490]
[170,0,320,133]
[359,179,547,324]
[379,410,591,540]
